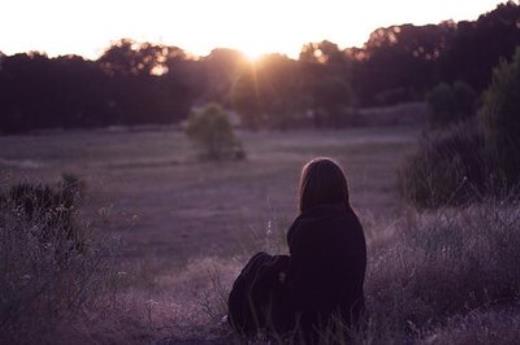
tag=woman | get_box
[286,157,367,342]
[228,157,367,341]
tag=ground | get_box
[0,126,419,343]
[0,126,417,265]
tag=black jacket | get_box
[286,203,367,331]
[227,252,291,336]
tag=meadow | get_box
[3,125,519,345]
[0,126,418,343]
[0,126,418,266]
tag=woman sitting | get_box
[228,157,367,343]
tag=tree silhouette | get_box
[1,2,519,133]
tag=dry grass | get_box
[0,127,418,268]
[0,180,119,345]
[186,200,520,345]
[5,127,519,344]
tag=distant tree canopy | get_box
[1,2,519,133]
[232,54,307,129]
[352,1,520,106]
[0,40,194,133]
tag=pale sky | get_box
[0,0,509,59]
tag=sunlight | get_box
[239,43,271,61]
[241,48,263,61]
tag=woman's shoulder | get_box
[302,204,361,227]
[287,204,363,245]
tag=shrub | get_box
[404,49,520,209]
[427,81,477,128]
[481,46,520,185]
[186,104,246,160]
[399,120,494,208]
[0,176,115,344]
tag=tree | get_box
[185,104,245,160]
[98,39,186,77]
[97,39,194,125]
[232,54,306,129]
[202,48,248,105]
[308,75,353,128]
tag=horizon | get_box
[0,0,509,60]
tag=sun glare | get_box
[240,45,270,61]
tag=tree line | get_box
[1,1,519,133]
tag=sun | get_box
[240,44,270,61]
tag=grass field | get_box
[0,126,418,266]
[3,126,520,345]
[0,126,420,344]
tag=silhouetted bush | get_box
[402,47,520,209]
[186,104,245,160]
[1,174,86,252]
[481,46,520,186]
[0,176,116,344]
[426,81,477,128]
[399,120,494,208]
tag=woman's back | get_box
[286,203,367,331]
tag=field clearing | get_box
[0,126,419,271]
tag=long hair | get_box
[298,157,350,213]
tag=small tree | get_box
[186,104,245,160]
[481,47,520,184]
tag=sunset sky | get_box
[0,0,509,59]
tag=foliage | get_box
[481,46,520,185]
[0,41,194,134]
[1,3,519,132]
[186,104,245,160]
[0,176,116,344]
[231,54,307,130]
[399,120,495,208]
[308,75,353,128]
[352,2,520,106]
[232,51,355,129]
[402,47,520,209]
[426,81,477,128]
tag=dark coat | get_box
[227,203,366,340]
[286,203,367,333]
[227,252,290,336]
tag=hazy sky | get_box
[0,0,509,59]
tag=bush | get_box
[481,46,520,185]
[186,104,246,160]
[399,120,495,208]
[404,49,520,209]
[0,177,115,344]
[427,81,477,128]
